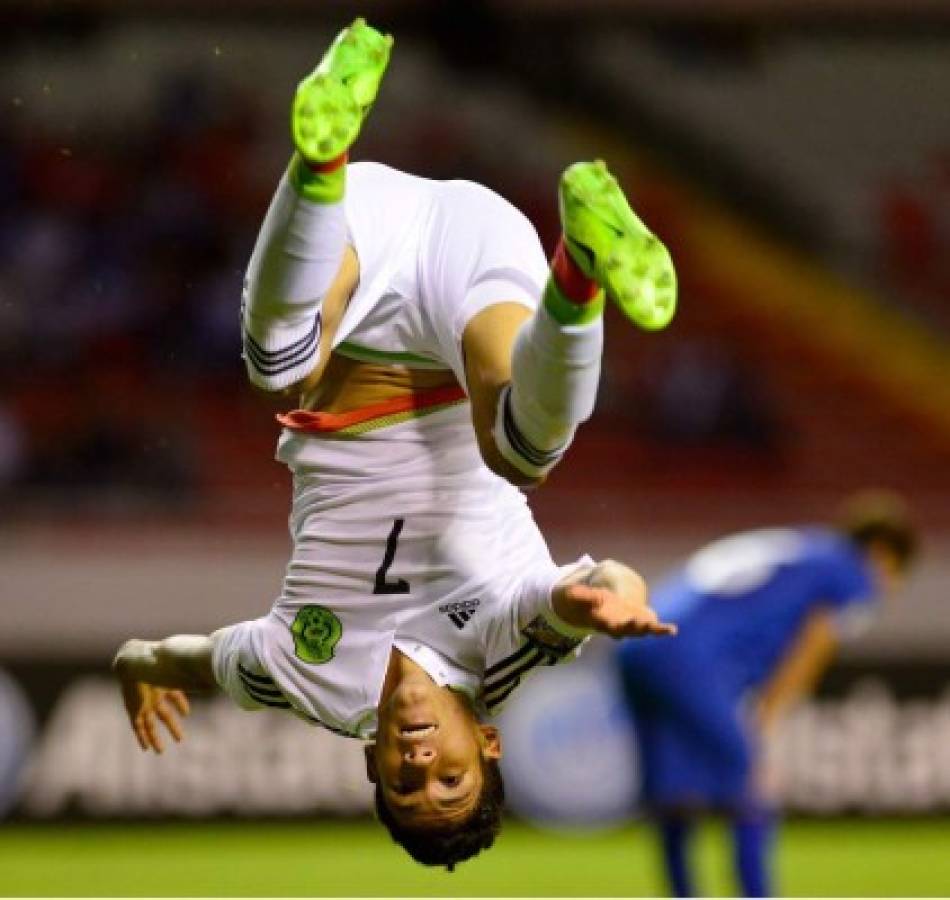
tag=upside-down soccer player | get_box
[113,19,679,869]
[615,493,917,897]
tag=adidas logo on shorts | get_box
[439,598,481,630]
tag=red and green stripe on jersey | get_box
[277,384,467,437]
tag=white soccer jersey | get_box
[241,161,548,388]
[216,163,585,737]
[212,400,590,739]
[331,162,550,384]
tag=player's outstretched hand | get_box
[118,679,190,754]
[552,559,677,640]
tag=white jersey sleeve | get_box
[337,164,550,388]
[479,556,593,717]
[421,179,550,388]
[212,619,297,713]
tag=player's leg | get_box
[616,642,703,896]
[732,804,777,898]
[620,637,771,897]
[242,18,392,391]
[655,814,697,898]
[634,702,701,897]
[680,697,775,897]
[495,161,676,479]
[558,160,676,330]
[668,686,773,896]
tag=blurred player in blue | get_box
[615,492,917,897]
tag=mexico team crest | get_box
[291,605,342,664]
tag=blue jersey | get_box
[646,527,876,691]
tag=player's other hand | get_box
[118,679,190,754]
[553,559,677,639]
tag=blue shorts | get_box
[616,638,756,810]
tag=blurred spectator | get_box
[0,402,26,492]
[877,152,950,333]
[638,338,781,452]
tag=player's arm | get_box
[462,302,541,488]
[550,559,677,639]
[112,635,217,754]
[755,608,839,734]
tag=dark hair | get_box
[374,758,505,871]
[837,490,918,571]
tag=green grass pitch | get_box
[2,818,948,896]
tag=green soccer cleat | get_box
[559,160,677,331]
[291,17,394,164]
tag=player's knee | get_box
[475,421,545,490]
[489,385,570,485]
[241,302,323,393]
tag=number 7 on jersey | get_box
[374,518,410,595]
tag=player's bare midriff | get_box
[301,352,460,413]
[295,245,462,413]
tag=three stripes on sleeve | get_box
[237,663,291,710]
[483,638,570,715]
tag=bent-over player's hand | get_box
[118,678,190,754]
[552,559,677,639]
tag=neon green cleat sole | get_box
[559,160,677,331]
[291,18,394,163]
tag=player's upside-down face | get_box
[365,671,502,829]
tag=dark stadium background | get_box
[2,1,949,895]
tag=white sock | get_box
[493,305,603,479]
[241,170,347,391]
